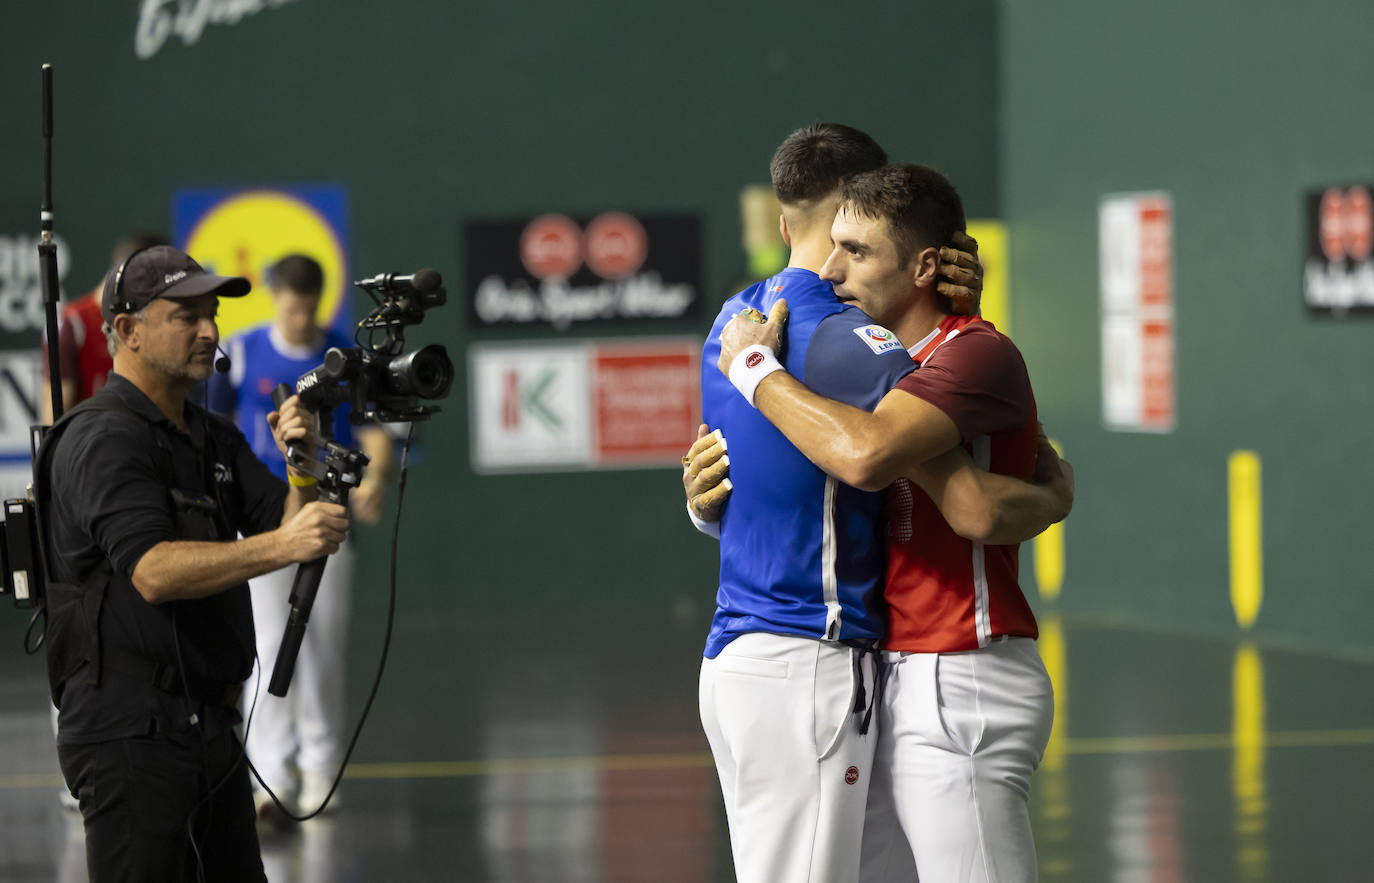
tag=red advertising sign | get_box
[1306,184,1374,314]
[1100,192,1176,433]
[592,343,700,464]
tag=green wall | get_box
[1004,1,1374,651]
[0,2,1000,735]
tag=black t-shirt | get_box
[47,373,288,744]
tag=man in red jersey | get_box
[715,163,1061,881]
[41,234,169,420]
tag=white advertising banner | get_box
[1099,192,1176,433]
[0,349,42,499]
[469,338,700,473]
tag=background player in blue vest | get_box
[206,254,394,818]
[694,124,1065,883]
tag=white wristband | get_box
[686,500,723,540]
[727,345,784,407]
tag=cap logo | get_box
[164,270,188,285]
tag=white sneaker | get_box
[253,787,296,827]
[297,771,338,815]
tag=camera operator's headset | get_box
[103,244,154,320]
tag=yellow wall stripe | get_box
[1229,451,1264,628]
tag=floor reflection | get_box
[1,618,1372,882]
[1232,643,1267,882]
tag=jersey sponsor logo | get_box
[745,351,764,368]
[845,765,860,785]
[853,324,904,355]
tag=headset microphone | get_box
[214,344,231,374]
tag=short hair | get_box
[769,123,888,204]
[102,308,147,357]
[269,254,325,297]
[840,163,966,266]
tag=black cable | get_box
[23,606,46,654]
[246,422,414,823]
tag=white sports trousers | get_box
[860,637,1054,883]
[699,631,879,883]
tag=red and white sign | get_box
[1318,186,1373,263]
[592,344,698,464]
[1305,184,1374,314]
[519,214,584,281]
[470,338,701,472]
[1099,192,1176,433]
[584,212,649,280]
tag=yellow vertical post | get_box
[1228,451,1263,628]
[1034,439,1066,600]
[965,220,1009,334]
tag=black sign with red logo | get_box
[1305,185,1374,315]
[465,213,701,330]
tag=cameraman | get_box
[41,245,349,882]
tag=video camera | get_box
[292,268,454,427]
[266,268,453,698]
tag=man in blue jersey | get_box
[694,125,1067,883]
[206,254,394,818]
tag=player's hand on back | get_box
[939,230,983,316]
[717,299,789,375]
[683,424,732,523]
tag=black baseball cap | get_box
[101,244,251,324]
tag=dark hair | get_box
[769,123,888,204]
[269,254,325,297]
[840,163,966,266]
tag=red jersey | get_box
[883,314,1040,652]
[41,289,112,402]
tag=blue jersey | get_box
[205,325,359,480]
[700,268,916,658]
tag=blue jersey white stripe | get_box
[700,268,916,658]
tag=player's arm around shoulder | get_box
[717,299,957,492]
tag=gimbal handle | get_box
[266,384,349,697]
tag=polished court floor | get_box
[2,612,1372,882]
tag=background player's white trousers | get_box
[699,632,878,883]
[860,637,1054,883]
[243,541,353,794]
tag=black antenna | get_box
[38,63,64,421]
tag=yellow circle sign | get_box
[183,190,348,340]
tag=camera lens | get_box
[385,344,453,400]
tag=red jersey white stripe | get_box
[883,315,1040,652]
